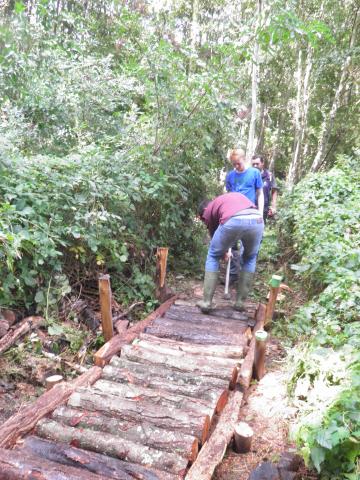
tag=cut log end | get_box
[45,375,64,391]
[233,421,253,453]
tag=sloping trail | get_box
[0,285,264,479]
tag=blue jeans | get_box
[205,215,264,273]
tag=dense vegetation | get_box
[0,1,359,478]
[278,156,360,479]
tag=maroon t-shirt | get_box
[202,192,255,236]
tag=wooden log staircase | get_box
[0,294,266,480]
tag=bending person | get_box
[197,192,264,313]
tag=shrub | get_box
[278,153,360,478]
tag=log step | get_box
[36,418,189,475]
[91,379,215,419]
[120,344,238,386]
[153,316,248,337]
[165,305,255,325]
[51,405,199,462]
[22,435,180,480]
[133,339,243,369]
[0,446,111,480]
[139,333,247,358]
[67,387,210,444]
[103,359,229,413]
[145,323,245,346]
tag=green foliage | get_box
[279,153,360,478]
[0,6,239,312]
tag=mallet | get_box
[224,247,232,300]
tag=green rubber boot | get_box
[196,271,219,313]
[234,271,254,311]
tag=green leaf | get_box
[34,290,45,304]
[48,324,64,336]
[14,1,26,13]
[310,446,325,472]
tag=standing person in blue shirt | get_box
[225,148,264,283]
[251,154,278,223]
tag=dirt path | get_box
[214,337,298,479]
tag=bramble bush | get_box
[278,154,360,479]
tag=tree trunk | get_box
[103,362,228,413]
[139,333,246,359]
[91,379,214,419]
[0,366,102,448]
[68,388,210,444]
[311,9,359,172]
[255,103,267,154]
[287,46,313,186]
[246,0,262,160]
[189,0,199,73]
[120,344,238,386]
[23,436,179,480]
[36,418,189,475]
[51,405,198,462]
[0,446,108,480]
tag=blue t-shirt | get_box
[225,167,263,204]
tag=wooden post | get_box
[264,274,282,326]
[253,330,268,380]
[157,247,168,288]
[98,274,113,342]
[156,247,172,302]
[233,422,254,453]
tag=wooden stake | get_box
[253,330,268,381]
[264,274,282,326]
[156,247,172,302]
[98,274,113,342]
[233,422,253,453]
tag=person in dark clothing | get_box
[197,192,264,313]
[251,155,278,222]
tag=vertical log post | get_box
[253,330,268,381]
[264,274,282,326]
[233,422,254,453]
[98,274,113,342]
[155,247,170,302]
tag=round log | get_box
[92,379,214,419]
[120,344,238,387]
[36,418,189,475]
[0,446,107,480]
[153,317,247,338]
[103,361,229,413]
[145,324,244,346]
[134,340,243,369]
[233,422,253,453]
[23,436,180,480]
[51,405,198,462]
[139,333,246,359]
[68,387,210,444]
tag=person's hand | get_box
[224,250,232,262]
[269,207,277,216]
